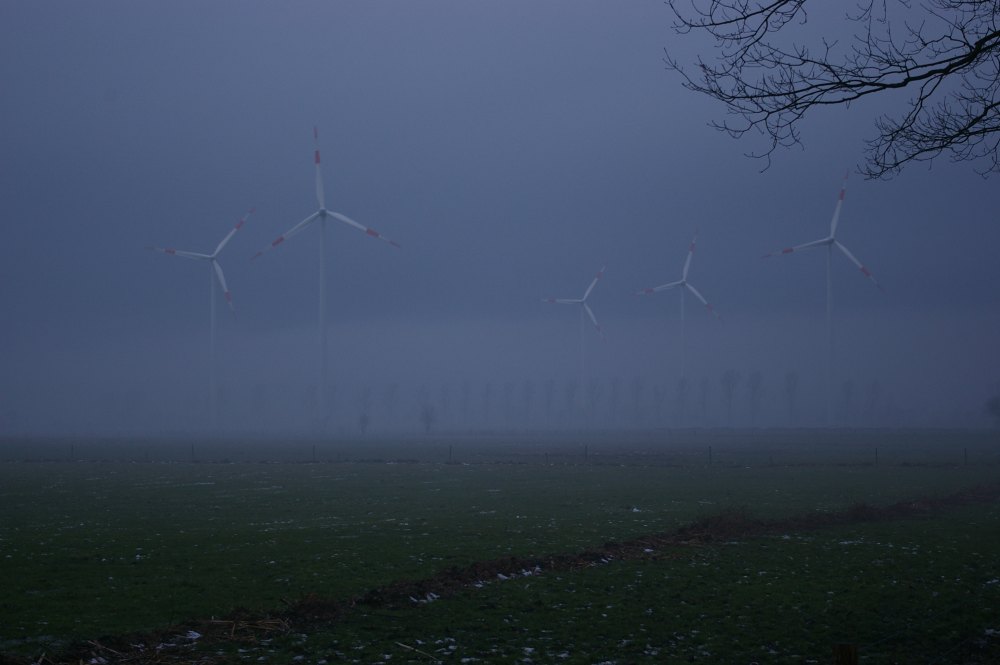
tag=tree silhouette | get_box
[503,381,514,423]
[587,378,605,422]
[608,376,621,423]
[783,371,799,426]
[862,379,882,425]
[699,377,711,425]
[631,375,646,424]
[419,404,436,435]
[746,370,764,426]
[651,383,667,425]
[460,380,472,424]
[522,379,536,423]
[564,380,579,420]
[721,369,741,426]
[543,378,556,422]
[481,382,494,425]
[666,1,1000,177]
[382,383,399,426]
[357,386,372,434]
[252,383,269,433]
[838,378,856,425]
[439,383,452,427]
[986,394,1000,427]
[675,376,690,426]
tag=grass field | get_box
[1,429,998,663]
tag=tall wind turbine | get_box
[148,207,254,429]
[762,173,880,426]
[543,266,606,410]
[252,127,399,427]
[637,230,721,381]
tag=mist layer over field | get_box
[1,2,998,437]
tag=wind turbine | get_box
[543,266,606,411]
[762,173,880,426]
[252,127,399,428]
[637,230,721,381]
[148,207,254,429]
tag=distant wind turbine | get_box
[544,266,606,410]
[637,230,720,381]
[252,127,399,427]
[148,207,254,429]
[762,173,880,426]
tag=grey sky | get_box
[2,1,998,433]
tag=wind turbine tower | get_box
[763,174,881,426]
[148,207,254,430]
[252,127,399,429]
[637,230,721,381]
[543,265,606,413]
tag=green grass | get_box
[254,503,999,664]
[0,430,997,659]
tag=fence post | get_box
[832,643,858,665]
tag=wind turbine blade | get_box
[148,246,209,260]
[314,126,326,210]
[638,279,684,295]
[543,298,582,304]
[582,265,605,301]
[583,303,605,340]
[213,207,255,256]
[682,231,697,280]
[834,240,881,289]
[212,260,234,310]
[829,172,848,237]
[329,211,401,248]
[685,283,721,319]
[250,211,321,260]
[762,237,830,258]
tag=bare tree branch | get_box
[666,0,1000,177]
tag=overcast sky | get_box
[2,1,998,434]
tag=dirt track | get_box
[11,482,1000,665]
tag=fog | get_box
[2,1,998,436]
